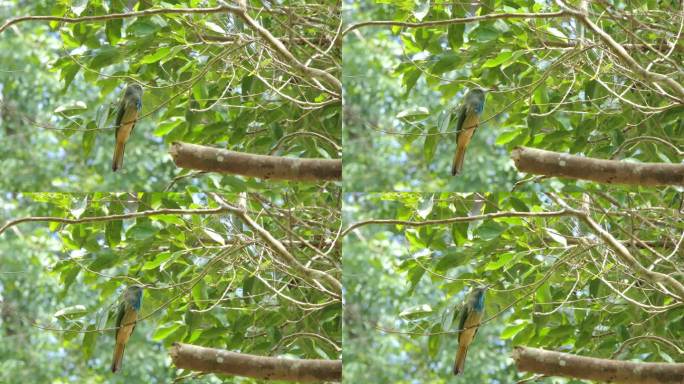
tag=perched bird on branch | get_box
[453,285,487,375]
[112,83,143,172]
[111,285,143,373]
[451,88,486,176]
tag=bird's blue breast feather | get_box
[129,292,142,311]
[473,291,485,311]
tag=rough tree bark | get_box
[170,142,341,182]
[170,343,342,382]
[513,347,684,384]
[511,146,684,186]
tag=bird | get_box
[451,88,486,176]
[111,285,143,373]
[112,83,143,172]
[453,285,487,375]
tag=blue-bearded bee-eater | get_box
[453,286,487,375]
[451,88,486,176]
[111,285,143,373]
[112,83,143,172]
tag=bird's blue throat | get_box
[131,292,143,311]
[473,290,485,311]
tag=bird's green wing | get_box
[454,105,467,137]
[114,301,125,337]
[457,304,469,336]
[114,102,125,137]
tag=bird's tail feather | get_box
[111,342,125,373]
[451,145,466,176]
[453,344,468,375]
[112,142,125,172]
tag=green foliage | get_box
[0,0,340,191]
[343,0,683,192]
[0,191,341,382]
[343,190,684,383]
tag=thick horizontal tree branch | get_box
[0,207,229,236]
[0,5,340,93]
[340,209,570,239]
[341,202,684,300]
[0,5,241,34]
[342,11,565,36]
[342,3,684,100]
[541,40,684,53]
[511,147,684,186]
[170,142,341,182]
[170,343,341,382]
[513,346,684,384]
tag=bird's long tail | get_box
[451,145,466,176]
[453,344,468,375]
[112,141,125,172]
[111,341,126,373]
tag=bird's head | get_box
[125,83,143,96]
[124,285,144,310]
[469,87,487,96]
[465,87,487,113]
[472,284,488,294]
[470,285,487,310]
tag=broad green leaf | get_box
[397,107,430,121]
[140,47,171,64]
[482,51,512,68]
[54,305,88,320]
[399,304,433,320]
[501,322,527,339]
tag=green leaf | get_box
[403,68,421,94]
[105,19,122,45]
[60,63,79,90]
[546,27,567,40]
[203,228,225,245]
[476,221,506,241]
[428,324,442,358]
[447,24,465,49]
[154,118,184,137]
[142,252,174,270]
[397,107,430,121]
[204,21,226,34]
[432,53,460,75]
[484,252,514,271]
[54,101,87,116]
[398,304,433,320]
[495,129,522,145]
[407,263,426,294]
[545,228,567,246]
[60,265,80,296]
[482,51,512,68]
[140,47,171,64]
[413,0,430,21]
[417,196,434,219]
[89,46,121,70]
[126,223,156,240]
[82,324,97,360]
[88,251,118,272]
[423,126,439,163]
[71,0,87,16]
[128,20,160,36]
[501,322,527,339]
[54,305,88,320]
[152,323,182,341]
[470,25,498,42]
[81,122,96,158]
